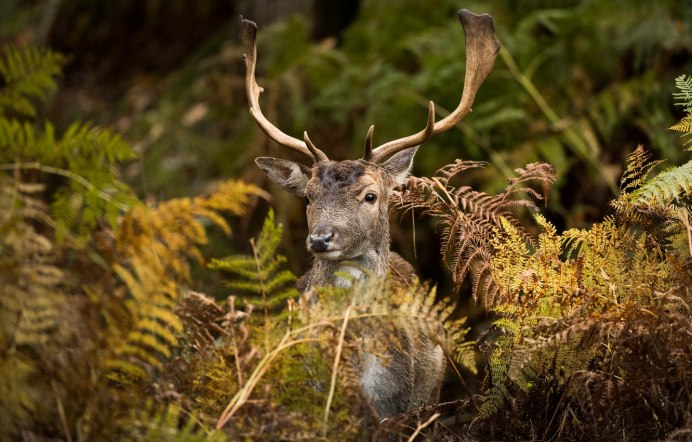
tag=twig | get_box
[437,335,480,413]
[0,162,130,210]
[406,412,441,442]
[216,321,335,429]
[323,304,353,435]
[249,238,270,353]
[52,380,73,442]
[228,296,244,388]
[542,373,575,441]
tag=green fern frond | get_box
[673,74,692,113]
[209,210,299,315]
[0,117,139,244]
[671,75,692,149]
[125,402,227,441]
[0,45,66,117]
[478,383,510,420]
[633,161,692,206]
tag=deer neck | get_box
[312,232,390,288]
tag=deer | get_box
[239,8,500,423]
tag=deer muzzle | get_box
[308,223,336,253]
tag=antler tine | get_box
[239,17,328,163]
[369,9,501,163]
[303,131,322,163]
[362,125,375,161]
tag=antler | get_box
[367,9,501,163]
[239,17,328,163]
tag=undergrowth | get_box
[1,43,690,442]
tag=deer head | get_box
[241,10,500,270]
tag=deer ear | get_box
[380,146,419,187]
[255,157,311,196]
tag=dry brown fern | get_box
[393,159,555,305]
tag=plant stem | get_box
[323,304,353,435]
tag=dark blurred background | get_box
[3,0,691,309]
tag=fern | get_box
[208,209,299,333]
[474,188,690,439]
[673,74,692,113]
[671,75,692,149]
[632,161,692,206]
[0,46,140,245]
[0,45,66,117]
[124,402,227,442]
[468,78,692,436]
[0,176,81,438]
[394,159,555,305]
[0,44,268,441]
[109,180,261,385]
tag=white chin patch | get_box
[314,250,343,260]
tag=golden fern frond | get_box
[200,179,269,217]
[619,145,664,194]
[108,181,260,385]
[118,179,262,281]
[669,116,692,133]
[108,254,183,385]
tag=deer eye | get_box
[364,193,377,203]
[304,196,310,205]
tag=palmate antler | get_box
[365,10,501,163]
[239,9,500,164]
[239,17,329,163]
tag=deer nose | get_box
[309,224,334,252]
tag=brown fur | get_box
[256,151,446,422]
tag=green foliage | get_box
[100,0,688,236]
[125,402,227,442]
[0,45,138,245]
[0,45,66,117]
[0,47,262,440]
[209,209,298,319]
[670,74,692,150]
[632,160,692,205]
[673,74,692,113]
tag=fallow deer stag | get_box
[240,9,500,421]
